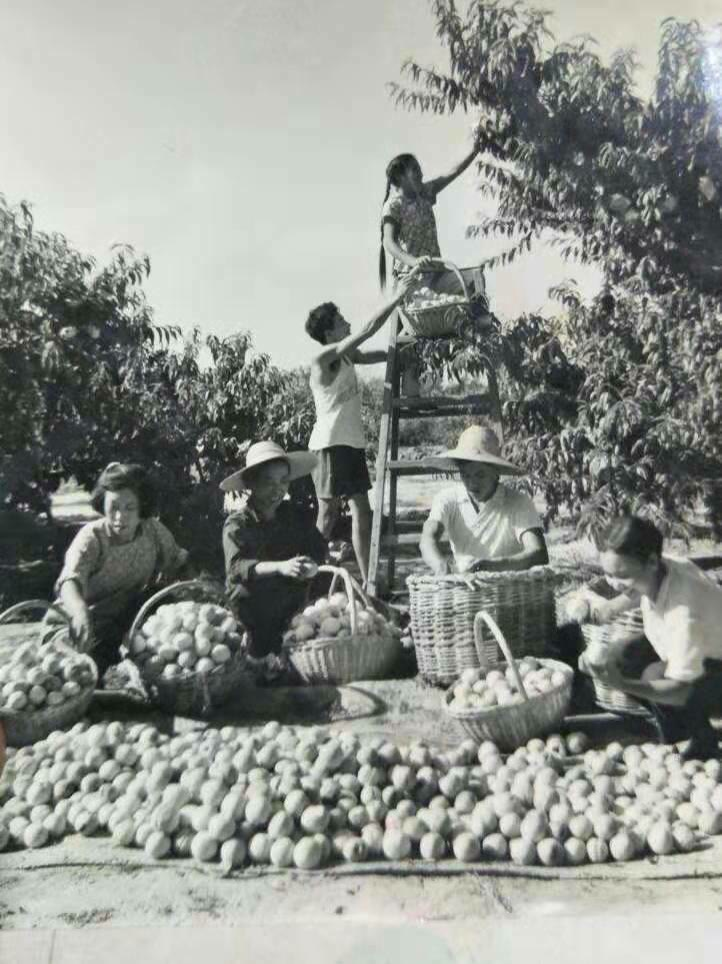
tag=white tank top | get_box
[309,358,366,450]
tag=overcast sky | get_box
[2,0,719,370]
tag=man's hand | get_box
[468,558,489,573]
[296,557,319,580]
[566,596,591,625]
[594,660,626,688]
[432,558,452,577]
[278,556,315,580]
[394,265,423,302]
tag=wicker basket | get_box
[123,580,250,718]
[401,260,477,338]
[444,611,574,750]
[0,600,98,747]
[407,567,558,686]
[283,566,400,684]
[581,611,649,717]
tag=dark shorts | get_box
[312,445,371,500]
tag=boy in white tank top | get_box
[305,271,418,586]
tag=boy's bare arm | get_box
[314,270,419,370]
[349,349,388,365]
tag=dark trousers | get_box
[613,636,722,745]
[552,624,722,745]
[229,577,311,659]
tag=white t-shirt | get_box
[309,358,366,450]
[641,555,722,683]
[427,482,542,573]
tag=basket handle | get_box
[416,260,470,300]
[472,610,530,703]
[316,564,372,637]
[125,579,226,642]
[0,599,70,627]
[0,599,94,672]
[0,599,77,647]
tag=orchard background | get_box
[1,2,720,605]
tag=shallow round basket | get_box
[123,580,250,718]
[0,600,98,748]
[401,260,473,338]
[581,612,649,717]
[443,612,573,751]
[407,566,558,686]
[283,566,400,685]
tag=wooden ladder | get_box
[367,312,503,598]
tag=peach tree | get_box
[0,194,318,574]
[392,2,722,537]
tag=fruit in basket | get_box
[448,659,566,711]
[133,601,243,672]
[283,594,398,646]
[407,286,465,310]
[585,642,608,671]
[0,643,93,715]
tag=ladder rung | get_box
[386,460,435,476]
[381,532,451,547]
[382,532,422,547]
[394,394,495,419]
[389,519,424,535]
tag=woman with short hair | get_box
[47,462,190,676]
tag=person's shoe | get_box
[648,704,691,745]
[328,540,354,564]
[679,734,720,761]
[468,293,490,319]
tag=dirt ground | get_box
[4,675,722,932]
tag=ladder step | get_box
[389,519,424,535]
[382,532,449,547]
[386,460,438,476]
[382,532,422,547]
[394,394,495,419]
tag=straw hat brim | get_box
[220,451,318,492]
[423,450,523,477]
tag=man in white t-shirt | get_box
[575,514,722,759]
[420,426,548,575]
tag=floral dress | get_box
[46,517,188,671]
[381,183,486,302]
[381,184,441,282]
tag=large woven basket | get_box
[401,260,478,338]
[283,566,400,684]
[581,611,649,717]
[0,600,98,747]
[123,580,250,718]
[444,611,574,750]
[407,567,558,686]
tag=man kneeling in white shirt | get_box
[572,514,722,759]
[420,426,548,575]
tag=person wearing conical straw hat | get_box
[420,425,548,576]
[221,441,327,658]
